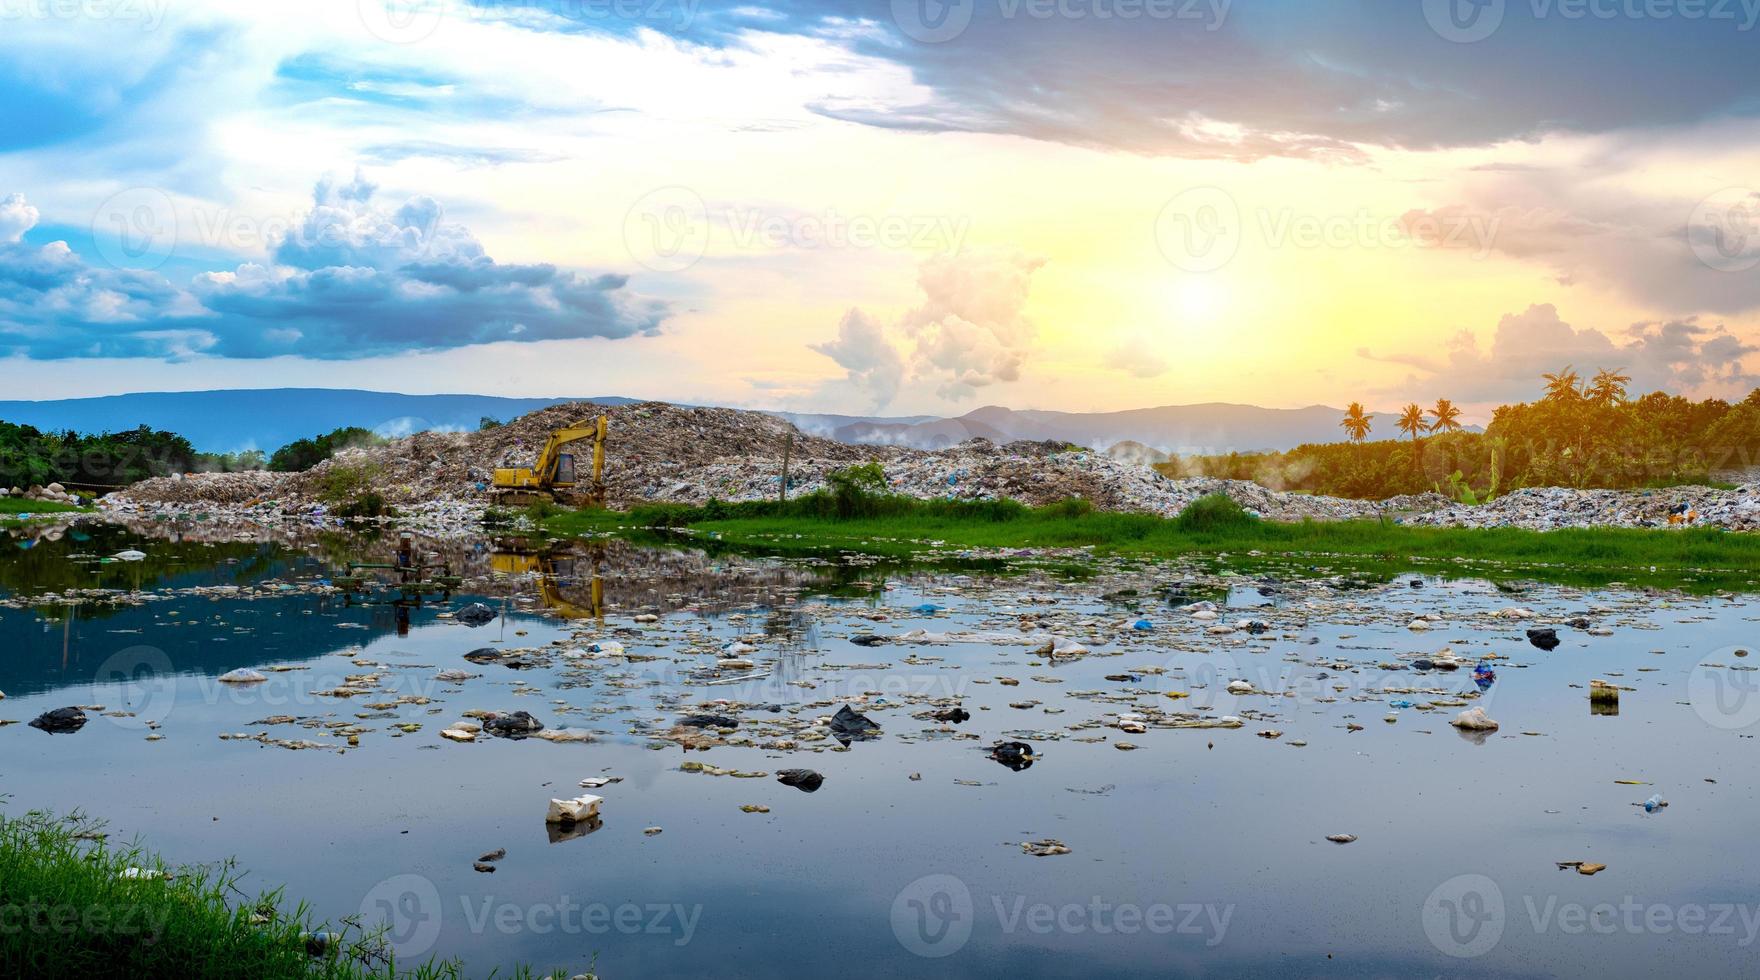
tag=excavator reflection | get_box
[490,539,606,622]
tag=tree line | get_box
[0,421,386,490]
[1165,369,1760,500]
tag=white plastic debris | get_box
[546,794,603,824]
[113,550,147,562]
[1451,707,1500,731]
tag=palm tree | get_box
[1397,403,1426,442]
[1588,367,1631,407]
[1428,398,1463,434]
[1542,366,1582,403]
[1340,402,1372,442]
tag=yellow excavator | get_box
[490,415,607,505]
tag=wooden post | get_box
[780,434,792,503]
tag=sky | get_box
[2,0,1758,421]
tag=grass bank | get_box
[0,497,86,521]
[0,808,539,980]
[541,493,1760,591]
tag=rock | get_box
[472,862,496,873]
[930,707,971,723]
[1527,627,1561,651]
[435,669,475,682]
[462,648,503,664]
[849,634,887,647]
[545,795,602,824]
[1326,834,1358,844]
[440,728,476,742]
[217,668,268,684]
[1226,680,1254,695]
[776,769,825,792]
[1451,707,1500,732]
[679,713,740,730]
[482,711,544,738]
[1022,838,1071,857]
[454,603,497,626]
[740,804,771,813]
[644,827,663,836]
[29,707,88,734]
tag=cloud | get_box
[791,0,1760,161]
[0,178,668,360]
[0,194,38,243]
[901,250,1045,400]
[1395,146,1760,315]
[810,249,1047,407]
[809,308,905,409]
[1362,303,1759,403]
[1103,336,1171,379]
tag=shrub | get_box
[1173,493,1259,533]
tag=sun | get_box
[1167,274,1230,322]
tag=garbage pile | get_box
[1401,484,1760,531]
[99,399,1760,531]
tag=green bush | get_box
[1173,493,1260,533]
[269,427,385,473]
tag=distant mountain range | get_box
[0,389,1472,455]
[784,403,1460,453]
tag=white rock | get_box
[1226,680,1255,695]
[113,550,147,562]
[217,668,267,684]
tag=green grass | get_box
[0,808,542,980]
[543,492,1760,592]
[0,497,86,519]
